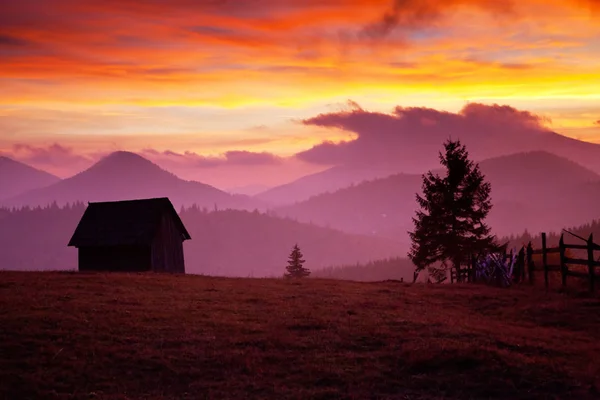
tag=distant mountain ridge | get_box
[0,156,60,200]
[257,130,600,206]
[256,164,401,205]
[274,151,600,243]
[2,151,262,210]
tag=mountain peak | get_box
[1,148,262,210]
[93,151,165,171]
[102,151,152,164]
[78,151,175,182]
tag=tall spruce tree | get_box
[284,244,310,278]
[408,139,496,282]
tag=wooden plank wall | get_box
[151,212,186,274]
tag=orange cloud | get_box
[1,0,600,161]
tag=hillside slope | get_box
[256,164,401,205]
[0,156,60,200]
[275,151,600,240]
[258,123,600,206]
[2,152,259,210]
[0,204,401,276]
[1,272,598,399]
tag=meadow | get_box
[1,272,599,399]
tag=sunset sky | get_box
[1,0,600,187]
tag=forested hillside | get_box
[0,204,401,276]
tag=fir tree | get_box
[284,244,310,278]
[408,139,496,282]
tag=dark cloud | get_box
[298,102,554,172]
[596,120,600,125]
[361,0,443,39]
[0,34,31,47]
[361,0,515,39]
[191,26,237,36]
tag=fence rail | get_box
[449,230,600,291]
[532,231,599,292]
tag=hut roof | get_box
[68,197,191,247]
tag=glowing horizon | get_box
[1,0,600,185]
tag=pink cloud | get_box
[298,102,557,172]
[138,149,324,189]
[1,143,99,177]
[140,149,283,169]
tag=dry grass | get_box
[1,272,599,400]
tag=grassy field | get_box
[1,272,599,399]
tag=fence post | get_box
[559,234,567,289]
[527,242,534,285]
[542,232,548,290]
[507,249,513,285]
[518,246,525,283]
[588,234,595,292]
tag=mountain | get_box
[0,204,401,277]
[257,129,600,206]
[256,164,401,205]
[478,150,600,193]
[0,157,60,200]
[2,152,261,210]
[274,151,600,241]
[274,172,422,242]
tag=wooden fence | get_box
[450,230,600,291]
[530,231,600,292]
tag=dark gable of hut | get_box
[68,198,191,273]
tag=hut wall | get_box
[151,212,186,273]
[79,246,151,272]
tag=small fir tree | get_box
[408,139,496,282]
[284,244,310,278]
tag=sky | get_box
[1,0,600,188]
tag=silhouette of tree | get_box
[284,244,310,278]
[408,139,496,282]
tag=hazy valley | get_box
[273,151,600,242]
[3,144,600,278]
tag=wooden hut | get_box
[68,198,191,273]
